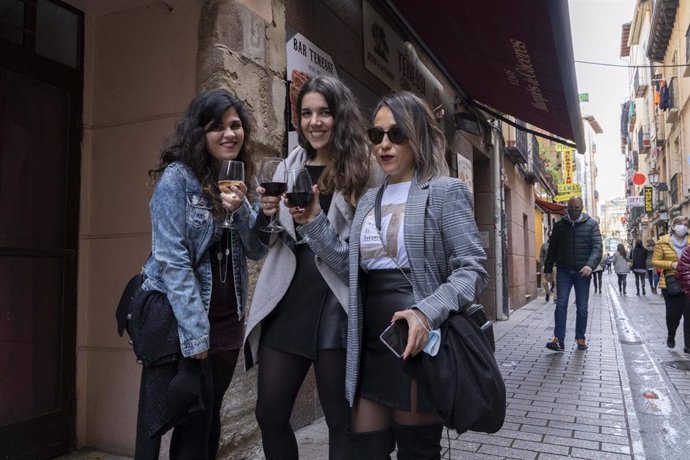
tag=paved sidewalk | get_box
[61,272,690,459]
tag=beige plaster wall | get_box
[78,0,201,454]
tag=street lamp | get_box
[648,167,660,187]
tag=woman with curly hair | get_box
[138,88,263,459]
[244,75,376,459]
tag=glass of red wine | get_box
[258,157,287,233]
[286,168,313,245]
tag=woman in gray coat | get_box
[244,76,373,460]
[298,91,488,458]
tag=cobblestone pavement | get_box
[58,273,690,459]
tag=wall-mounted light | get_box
[453,111,482,136]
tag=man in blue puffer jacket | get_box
[543,196,603,352]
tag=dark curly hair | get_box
[149,89,255,217]
[296,76,371,205]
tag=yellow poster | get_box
[562,149,574,184]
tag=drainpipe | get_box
[492,125,509,320]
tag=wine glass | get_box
[286,168,313,245]
[258,157,287,233]
[218,160,245,228]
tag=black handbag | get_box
[665,273,683,296]
[405,304,506,434]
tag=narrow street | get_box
[444,271,690,459]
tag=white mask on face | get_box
[674,224,689,237]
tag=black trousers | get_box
[662,290,690,348]
[592,271,603,291]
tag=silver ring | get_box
[229,193,238,200]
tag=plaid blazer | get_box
[303,175,488,404]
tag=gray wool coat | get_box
[301,175,489,405]
[243,147,378,369]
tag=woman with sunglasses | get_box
[297,91,488,457]
[243,75,375,459]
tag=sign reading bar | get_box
[644,187,653,213]
[627,196,644,208]
[557,183,581,194]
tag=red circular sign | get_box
[633,173,646,185]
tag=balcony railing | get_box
[637,125,651,153]
[505,124,528,164]
[655,114,666,145]
[664,77,680,124]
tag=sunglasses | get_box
[366,126,407,145]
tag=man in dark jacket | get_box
[543,196,602,352]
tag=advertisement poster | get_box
[562,149,574,184]
[286,32,338,153]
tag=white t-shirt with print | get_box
[360,181,411,271]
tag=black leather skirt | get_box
[260,244,347,360]
[359,269,433,413]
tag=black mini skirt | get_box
[359,269,434,413]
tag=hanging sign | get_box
[644,187,653,213]
[627,196,644,207]
[557,183,581,194]
[562,149,574,184]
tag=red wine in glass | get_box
[260,181,288,196]
[285,191,312,208]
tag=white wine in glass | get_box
[218,160,245,228]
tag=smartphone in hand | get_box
[379,320,408,358]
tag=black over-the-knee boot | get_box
[393,423,443,460]
[347,428,395,460]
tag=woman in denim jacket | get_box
[141,89,263,459]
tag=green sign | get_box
[579,93,589,102]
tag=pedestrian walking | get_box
[543,196,603,352]
[612,244,629,295]
[631,239,648,295]
[592,254,604,294]
[652,216,690,352]
[646,238,659,294]
[244,76,374,460]
[540,231,556,301]
[605,253,614,274]
[136,89,263,459]
[297,91,489,457]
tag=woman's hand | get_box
[257,185,281,217]
[391,308,431,360]
[190,350,208,360]
[220,182,247,212]
[289,184,322,225]
[672,261,679,270]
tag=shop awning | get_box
[389,0,586,152]
[535,197,566,216]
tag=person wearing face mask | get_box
[543,196,603,352]
[652,216,690,352]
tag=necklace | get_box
[216,229,230,283]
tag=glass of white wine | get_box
[218,160,245,229]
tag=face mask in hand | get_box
[674,224,689,237]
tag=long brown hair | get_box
[295,76,371,205]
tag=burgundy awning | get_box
[389,0,585,152]
[535,197,566,216]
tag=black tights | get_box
[255,346,350,460]
[634,272,646,293]
[170,350,239,460]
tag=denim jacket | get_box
[142,162,263,357]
